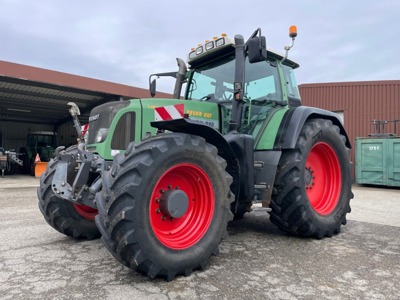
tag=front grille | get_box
[87,101,129,144]
[111,112,136,150]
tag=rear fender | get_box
[274,106,351,149]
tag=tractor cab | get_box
[20,131,58,175]
[151,29,301,137]
[185,40,301,135]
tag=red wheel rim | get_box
[73,204,98,221]
[305,142,341,215]
[149,163,215,250]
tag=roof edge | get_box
[299,79,400,88]
[0,60,171,99]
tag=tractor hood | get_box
[86,98,226,160]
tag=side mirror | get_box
[247,36,267,63]
[148,71,178,98]
[150,79,156,97]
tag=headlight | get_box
[95,128,109,143]
[188,51,196,60]
[215,37,225,47]
[205,41,214,51]
[195,46,203,55]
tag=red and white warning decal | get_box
[81,124,89,136]
[154,104,184,121]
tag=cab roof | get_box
[187,36,299,69]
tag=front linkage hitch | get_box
[51,103,105,208]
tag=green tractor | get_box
[37,27,353,280]
[20,131,58,175]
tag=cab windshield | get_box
[186,57,282,103]
[187,56,284,135]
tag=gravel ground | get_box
[0,176,399,299]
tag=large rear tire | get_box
[269,118,353,238]
[95,133,233,280]
[37,146,100,240]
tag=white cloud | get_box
[1,0,400,90]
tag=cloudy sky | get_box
[1,0,400,93]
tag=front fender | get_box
[151,118,238,167]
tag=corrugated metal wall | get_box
[299,80,400,175]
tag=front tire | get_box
[95,133,233,280]
[269,118,353,238]
[37,146,100,240]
